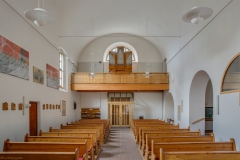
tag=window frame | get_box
[220,53,240,94]
[59,49,68,92]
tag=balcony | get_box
[71,72,169,92]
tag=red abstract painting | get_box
[0,35,29,80]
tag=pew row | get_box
[151,138,236,160]
[160,150,240,160]
[0,149,79,160]
[145,133,214,160]
[3,139,88,160]
[49,127,100,147]
[40,130,100,155]
[24,134,96,160]
[140,128,193,150]
[135,124,180,144]
[60,124,105,144]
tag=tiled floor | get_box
[97,127,142,160]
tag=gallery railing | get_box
[71,72,169,84]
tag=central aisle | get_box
[98,127,142,160]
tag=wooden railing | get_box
[191,118,205,124]
[71,72,169,84]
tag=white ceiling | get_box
[4,0,232,63]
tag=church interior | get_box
[1,0,240,159]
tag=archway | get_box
[189,70,213,135]
[164,92,174,121]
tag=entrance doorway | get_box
[29,102,38,136]
[108,93,134,127]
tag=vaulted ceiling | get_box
[4,0,232,63]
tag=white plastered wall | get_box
[0,1,80,150]
[167,0,240,149]
[79,92,108,119]
[134,92,163,119]
[77,34,163,73]
[163,92,174,121]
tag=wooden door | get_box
[29,102,37,136]
[109,102,133,126]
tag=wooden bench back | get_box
[140,127,190,146]
[135,124,180,143]
[24,134,94,160]
[3,139,88,160]
[131,119,163,131]
[0,149,79,160]
[160,150,240,160]
[151,138,236,160]
[39,131,96,143]
[60,124,104,144]
[48,128,99,142]
[25,134,93,149]
[69,121,109,135]
[144,134,214,159]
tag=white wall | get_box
[134,92,163,119]
[79,92,108,119]
[167,0,240,149]
[205,80,213,107]
[189,71,210,135]
[0,1,80,150]
[164,92,174,121]
[77,33,163,73]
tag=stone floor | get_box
[97,127,142,160]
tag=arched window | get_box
[106,47,135,61]
[108,46,133,73]
[103,42,138,63]
[221,53,240,93]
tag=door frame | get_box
[29,101,41,136]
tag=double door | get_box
[108,102,133,126]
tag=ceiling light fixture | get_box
[89,19,97,79]
[182,6,213,24]
[144,18,151,78]
[24,0,55,26]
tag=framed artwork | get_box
[46,64,59,89]
[0,35,29,80]
[61,100,66,116]
[33,66,44,84]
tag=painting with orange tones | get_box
[46,64,59,89]
[0,35,29,80]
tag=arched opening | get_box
[205,80,213,135]
[103,42,138,73]
[164,92,174,122]
[189,70,213,135]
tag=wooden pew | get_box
[134,122,171,136]
[144,133,214,160]
[141,130,201,157]
[61,124,105,144]
[139,127,190,148]
[74,119,110,135]
[135,124,180,144]
[0,148,79,160]
[3,139,88,160]
[151,138,236,160]
[40,130,100,155]
[131,119,167,132]
[24,134,96,160]
[160,150,240,160]
[49,127,100,148]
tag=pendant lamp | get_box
[182,6,213,24]
[24,0,55,26]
